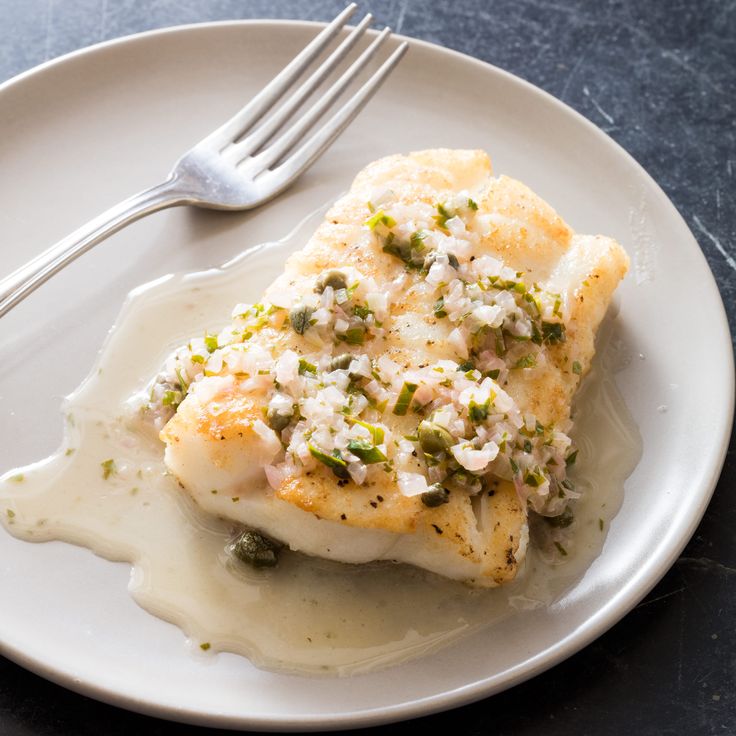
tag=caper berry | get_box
[228,529,281,568]
[315,269,348,293]
[421,483,450,508]
[328,353,353,371]
[266,405,293,432]
[289,304,313,335]
[417,420,454,454]
[423,251,459,272]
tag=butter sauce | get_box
[0,218,641,676]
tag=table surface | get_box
[0,1,734,734]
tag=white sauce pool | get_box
[0,216,642,676]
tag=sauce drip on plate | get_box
[0,221,641,676]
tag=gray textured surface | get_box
[0,1,734,734]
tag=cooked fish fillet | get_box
[159,149,629,586]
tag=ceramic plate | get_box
[0,20,732,730]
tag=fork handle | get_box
[0,178,185,318]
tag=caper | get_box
[421,483,450,508]
[289,304,313,335]
[315,269,348,293]
[228,529,281,568]
[544,506,574,528]
[417,420,454,454]
[423,251,459,271]
[328,353,353,371]
[266,405,293,432]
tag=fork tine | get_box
[224,13,374,163]
[259,41,408,195]
[239,26,392,174]
[203,3,358,151]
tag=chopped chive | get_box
[554,541,568,556]
[565,449,578,467]
[347,418,385,444]
[514,354,537,369]
[468,399,490,423]
[433,296,447,318]
[101,459,116,480]
[204,333,219,353]
[541,321,566,345]
[298,358,317,375]
[572,361,582,375]
[365,209,396,231]
[433,202,454,229]
[392,382,418,416]
[347,439,387,464]
[308,444,350,480]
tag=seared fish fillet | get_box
[156,149,629,586]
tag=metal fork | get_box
[0,4,407,318]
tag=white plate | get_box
[0,20,732,730]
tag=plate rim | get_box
[0,17,733,731]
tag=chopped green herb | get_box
[599,518,604,531]
[190,354,205,364]
[162,390,180,407]
[514,354,537,369]
[433,296,448,318]
[554,541,568,556]
[347,418,385,444]
[468,399,490,423]
[565,449,578,467]
[6,509,15,519]
[308,444,350,479]
[467,197,479,211]
[352,304,372,320]
[523,468,546,487]
[298,358,317,375]
[393,382,418,416]
[382,232,425,269]
[541,321,566,344]
[365,209,396,231]
[572,361,582,375]
[433,202,454,229]
[204,333,219,353]
[10,474,24,483]
[347,439,387,464]
[65,448,75,456]
[101,459,116,480]
[410,230,427,249]
[200,642,211,651]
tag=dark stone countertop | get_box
[0,1,733,734]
